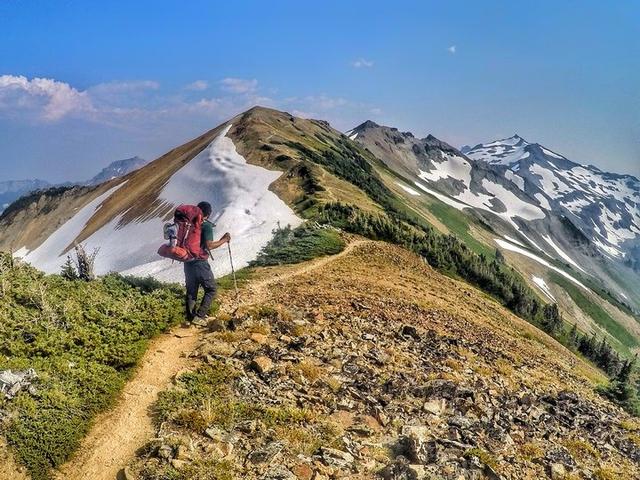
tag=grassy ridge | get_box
[0,254,183,479]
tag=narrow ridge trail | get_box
[243,239,370,300]
[53,329,199,480]
[51,239,365,480]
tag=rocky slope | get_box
[128,240,640,480]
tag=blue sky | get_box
[0,0,638,181]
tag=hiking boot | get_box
[191,316,208,327]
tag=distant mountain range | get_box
[465,135,640,265]
[0,156,147,211]
[348,121,640,310]
[0,179,51,211]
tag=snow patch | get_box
[503,235,526,248]
[19,125,303,282]
[532,275,556,301]
[13,246,29,258]
[413,181,469,210]
[541,235,586,273]
[418,153,472,184]
[505,169,525,190]
[495,238,590,291]
[534,193,551,210]
[396,182,421,196]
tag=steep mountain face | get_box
[85,156,147,185]
[0,179,50,211]
[466,135,640,264]
[348,123,548,229]
[350,121,640,310]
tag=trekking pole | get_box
[227,241,239,302]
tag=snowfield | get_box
[418,153,471,183]
[465,135,531,166]
[17,125,302,282]
[495,238,589,291]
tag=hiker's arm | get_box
[206,233,231,250]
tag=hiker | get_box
[157,201,231,326]
[184,201,231,326]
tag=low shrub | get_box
[0,254,183,479]
[251,223,345,267]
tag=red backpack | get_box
[157,205,209,262]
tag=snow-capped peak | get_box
[465,135,531,166]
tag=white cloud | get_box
[90,80,159,94]
[351,58,374,68]
[220,77,258,94]
[448,45,457,54]
[0,74,377,137]
[0,74,94,121]
[184,80,209,91]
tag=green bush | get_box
[250,224,345,267]
[0,254,183,479]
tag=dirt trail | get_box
[245,239,369,299]
[53,328,198,480]
[0,439,29,480]
[49,239,366,480]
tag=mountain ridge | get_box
[349,120,640,310]
[2,106,639,353]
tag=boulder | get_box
[318,447,355,467]
[401,426,437,464]
[250,355,274,375]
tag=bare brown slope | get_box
[74,123,229,244]
[0,124,227,254]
